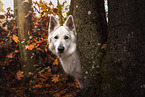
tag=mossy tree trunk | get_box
[73,0,108,88]
[17,0,35,82]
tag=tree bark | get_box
[101,0,145,96]
[17,0,35,82]
[74,0,145,97]
[74,0,107,88]
[14,0,17,16]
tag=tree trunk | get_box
[17,0,35,82]
[14,0,17,16]
[0,0,5,12]
[101,0,145,96]
[74,0,145,97]
[74,0,107,88]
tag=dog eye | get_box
[64,36,69,39]
[54,36,58,39]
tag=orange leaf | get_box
[25,44,34,50]
[39,0,43,7]
[14,50,19,53]
[53,58,59,65]
[6,53,13,58]
[13,26,17,30]
[33,84,42,88]
[43,39,48,42]
[45,48,47,52]
[39,0,42,3]
[52,75,59,83]
[12,34,19,43]
[0,41,4,45]
[36,48,42,51]
[48,55,54,60]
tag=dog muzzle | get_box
[58,45,65,53]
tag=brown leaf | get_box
[53,93,61,97]
[64,94,73,97]
[101,44,107,50]
[53,8,58,13]
[49,1,53,6]
[16,70,24,81]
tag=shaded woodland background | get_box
[0,0,80,96]
[0,0,145,97]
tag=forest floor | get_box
[0,28,80,96]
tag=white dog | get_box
[48,15,84,88]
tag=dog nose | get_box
[58,46,64,53]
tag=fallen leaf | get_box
[53,8,58,13]
[52,75,59,83]
[0,41,4,45]
[54,93,61,97]
[25,44,34,50]
[53,58,59,65]
[14,50,19,53]
[43,39,48,42]
[16,70,24,81]
[64,94,73,97]
[33,84,42,88]
[6,53,13,58]
[101,44,107,50]
[12,34,19,43]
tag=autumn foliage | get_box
[0,1,80,96]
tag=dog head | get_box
[48,15,77,58]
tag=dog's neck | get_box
[58,50,81,74]
[61,50,78,59]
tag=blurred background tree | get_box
[0,0,5,12]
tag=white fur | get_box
[48,15,84,88]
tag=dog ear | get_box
[48,15,59,33]
[64,15,75,31]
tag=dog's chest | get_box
[60,57,76,74]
